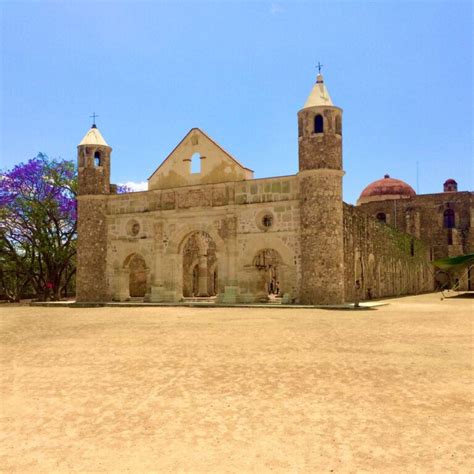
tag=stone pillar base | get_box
[217,286,239,304]
[149,286,180,303]
[281,293,294,304]
[238,293,255,304]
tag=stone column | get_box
[197,254,209,296]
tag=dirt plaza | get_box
[0,293,472,473]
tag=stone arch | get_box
[182,231,217,297]
[167,223,226,256]
[443,208,455,228]
[335,115,342,135]
[242,235,295,269]
[242,236,297,300]
[123,253,148,298]
[94,150,102,167]
[252,248,283,299]
[314,114,324,133]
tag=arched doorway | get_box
[182,232,217,297]
[253,248,282,297]
[123,253,147,298]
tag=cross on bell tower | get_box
[90,112,99,128]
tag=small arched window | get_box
[376,212,386,223]
[443,209,455,228]
[314,114,324,133]
[410,239,415,257]
[335,115,342,135]
[190,152,201,174]
[94,151,101,167]
[298,117,303,137]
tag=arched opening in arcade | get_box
[253,248,283,298]
[123,253,148,299]
[182,231,218,298]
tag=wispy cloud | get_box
[118,181,148,192]
[270,3,285,15]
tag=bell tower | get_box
[298,72,345,304]
[76,120,112,302]
[77,122,112,195]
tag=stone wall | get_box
[148,128,253,190]
[77,145,111,195]
[344,204,434,302]
[76,197,110,302]
[299,170,345,304]
[298,108,342,171]
[102,175,301,303]
[357,191,473,260]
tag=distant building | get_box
[357,175,473,267]
[75,74,472,304]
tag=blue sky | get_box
[1,0,472,203]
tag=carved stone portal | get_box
[182,231,218,297]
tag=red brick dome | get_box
[357,174,416,205]
[443,178,458,192]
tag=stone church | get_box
[75,74,472,304]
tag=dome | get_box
[443,178,458,192]
[357,174,416,205]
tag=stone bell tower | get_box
[298,72,345,304]
[77,123,112,196]
[76,120,112,302]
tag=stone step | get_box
[182,296,217,303]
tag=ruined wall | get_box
[148,128,253,191]
[76,197,110,302]
[344,204,434,302]
[103,175,300,302]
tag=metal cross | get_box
[90,112,99,126]
[316,62,323,74]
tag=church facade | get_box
[75,74,470,304]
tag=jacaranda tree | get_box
[0,153,77,301]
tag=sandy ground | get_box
[0,293,472,473]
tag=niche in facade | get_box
[126,219,140,237]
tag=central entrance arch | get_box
[182,231,217,297]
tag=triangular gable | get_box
[148,128,253,190]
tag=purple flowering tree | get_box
[0,154,77,301]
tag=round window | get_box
[126,220,140,237]
[131,223,140,236]
[262,214,273,228]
